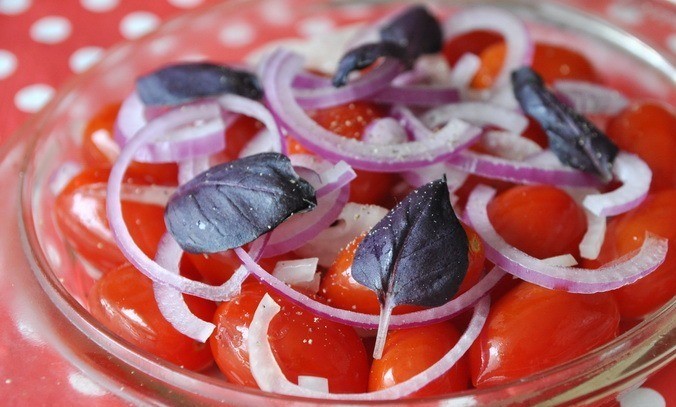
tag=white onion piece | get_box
[217,94,283,154]
[248,293,489,400]
[466,185,668,293]
[541,254,578,267]
[449,53,481,89]
[443,7,533,88]
[293,59,403,110]
[422,102,529,135]
[295,203,388,267]
[114,92,146,147]
[153,234,216,342]
[92,129,121,162]
[261,50,482,172]
[362,118,408,145]
[402,162,468,192]
[272,258,321,294]
[583,153,651,217]
[566,187,607,261]
[553,80,629,115]
[107,98,272,300]
[297,376,329,393]
[480,130,543,161]
[237,245,504,328]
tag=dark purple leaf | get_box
[332,5,442,87]
[137,62,263,106]
[512,67,618,182]
[165,153,316,253]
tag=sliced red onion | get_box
[295,203,388,267]
[248,293,489,400]
[402,162,468,191]
[238,129,277,158]
[447,151,600,187]
[293,59,403,110]
[422,102,529,134]
[297,376,329,393]
[152,233,215,342]
[237,245,504,328]
[480,130,543,161]
[85,184,176,206]
[362,118,408,145]
[107,105,259,300]
[392,105,481,150]
[272,258,321,294]
[466,185,668,293]
[368,85,460,106]
[582,153,651,217]
[553,80,629,116]
[449,53,481,89]
[115,93,229,164]
[443,7,533,88]
[261,49,482,172]
[566,187,607,261]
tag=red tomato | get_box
[472,42,599,89]
[442,30,501,66]
[292,102,401,206]
[369,322,470,397]
[585,190,676,319]
[468,282,620,387]
[320,224,485,314]
[487,185,587,259]
[81,103,179,185]
[222,115,265,160]
[606,102,676,192]
[54,168,167,272]
[210,282,370,393]
[184,250,298,286]
[88,263,215,371]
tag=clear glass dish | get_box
[5,0,674,405]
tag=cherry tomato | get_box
[369,322,470,397]
[472,42,599,89]
[294,102,401,206]
[54,168,167,272]
[606,102,676,192]
[468,282,619,387]
[81,103,179,185]
[442,30,501,66]
[585,190,676,319]
[487,185,587,259]
[184,250,298,286]
[210,282,370,393]
[88,263,215,371]
[321,224,485,315]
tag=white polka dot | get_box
[219,22,255,47]
[619,387,666,407]
[80,0,118,13]
[666,34,676,55]
[0,49,17,80]
[119,11,160,40]
[30,16,72,44]
[69,46,104,73]
[260,0,293,25]
[607,4,644,25]
[14,84,55,113]
[168,0,203,8]
[297,16,335,37]
[68,372,106,397]
[0,0,31,15]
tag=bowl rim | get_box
[15,0,676,404]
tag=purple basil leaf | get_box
[351,177,469,308]
[165,152,316,253]
[512,67,619,182]
[137,62,263,106]
[332,5,442,87]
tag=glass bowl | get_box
[7,0,675,405]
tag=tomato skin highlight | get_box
[606,102,676,192]
[88,264,215,371]
[469,282,620,387]
[487,185,587,259]
[210,282,370,393]
[442,30,501,66]
[369,322,470,397]
[586,190,676,319]
[54,168,167,272]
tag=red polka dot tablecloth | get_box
[0,0,673,405]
